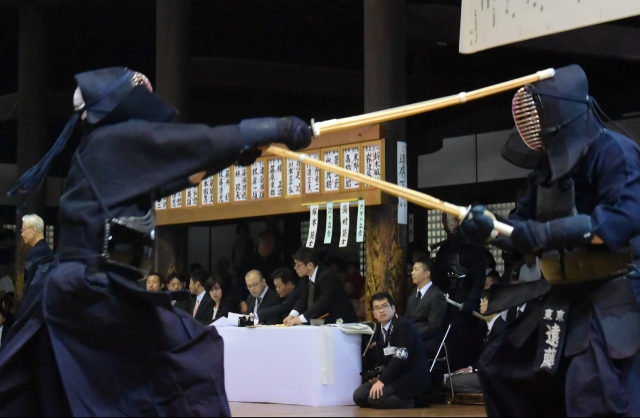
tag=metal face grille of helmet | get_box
[444,213,460,235]
[512,86,545,151]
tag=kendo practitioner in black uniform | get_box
[433,213,486,371]
[460,65,640,416]
[0,67,312,416]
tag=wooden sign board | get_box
[156,125,386,225]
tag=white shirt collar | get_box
[418,281,433,297]
[382,321,392,333]
[196,290,206,302]
[487,314,500,332]
[518,303,527,313]
[309,266,319,283]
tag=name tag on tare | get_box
[384,346,397,356]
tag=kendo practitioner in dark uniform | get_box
[0,67,312,416]
[433,213,487,371]
[460,64,640,416]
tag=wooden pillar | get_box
[363,0,408,318]
[15,3,48,298]
[154,0,191,275]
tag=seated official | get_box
[405,258,447,353]
[445,289,506,394]
[256,268,304,324]
[167,272,191,313]
[284,248,357,326]
[206,277,237,323]
[145,272,166,292]
[189,270,215,325]
[243,270,281,325]
[353,292,432,409]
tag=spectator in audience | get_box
[0,215,15,268]
[21,214,54,289]
[445,289,506,394]
[344,261,365,298]
[189,262,203,275]
[284,247,357,325]
[233,230,279,313]
[256,268,303,324]
[145,272,166,292]
[344,281,366,322]
[518,253,541,282]
[231,223,253,273]
[206,277,236,323]
[484,270,502,290]
[0,307,8,348]
[326,255,346,282]
[189,270,215,325]
[0,264,15,297]
[168,272,191,313]
[243,270,280,325]
[405,257,447,353]
[214,256,234,290]
[353,292,431,409]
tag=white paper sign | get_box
[186,186,198,207]
[397,141,408,224]
[201,176,214,205]
[324,150,340,192]
[343,146,360,189]
[268,158,283,198]
[409,213,414,243]
[286,158,301,196]
[217,168,230,203]
[356,199,365,243]
[305,153,320,194]
[234,166,247,201]
[339,202,350,248]
[250,160,265,200]
[155,197,167,210]
[170,192,182,208]
[363,144,381,186]
[306,205,319,248]
[324,202,333,244]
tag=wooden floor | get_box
[229,402,487,417]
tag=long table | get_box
[215,325,362,406]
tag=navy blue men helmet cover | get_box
[504,65,604,182]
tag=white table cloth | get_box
[215,325,362,406]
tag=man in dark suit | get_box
[20,214,54,290]
[257,268,304,325]
[353,292,431,409]
[284,248,357,326]
[189,270,215,325]
[243,270,281,325]
[405,257,447,353]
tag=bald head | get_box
[245,270,266,297]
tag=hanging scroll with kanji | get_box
[234,166,248,202]
[306,205,319,248]
[156,197,167,210]
[356,199,365,242]
[217,168,231,203]
[363,141,382,187]
[339,201,350,247]
[268,158,283,198]
[304,153,320,195]
[186,186,198,207]
[323,148,340,193]
[201,175,214,205]
[324,201,334,244]
[170,191,183,208]
[286,158,302,197]
[342,145,360,190]
[250,159,265,200]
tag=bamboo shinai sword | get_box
[309,68,555,137]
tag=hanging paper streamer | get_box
[339,201,350,248]
[324,201,334,244]
[250,160,265,200]
[409,213,415,243]
[186,186,198,207]
[155,197,167,210]
[171,191,183,208]
[356,199,365,243]
[306,205,319,248]
[397,141,408,224]
[201,175,214,205]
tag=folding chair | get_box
[428,323,454,402]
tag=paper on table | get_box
[226,312,244,327]
[211,316,228,327]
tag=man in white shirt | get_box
[518,253,541,282]
[189,270,214,325]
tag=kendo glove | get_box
[239,117,312,152]
[510,215,593,255]
[459,205,495,245]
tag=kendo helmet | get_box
[512,65,591,152]
[442,213,460,236]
